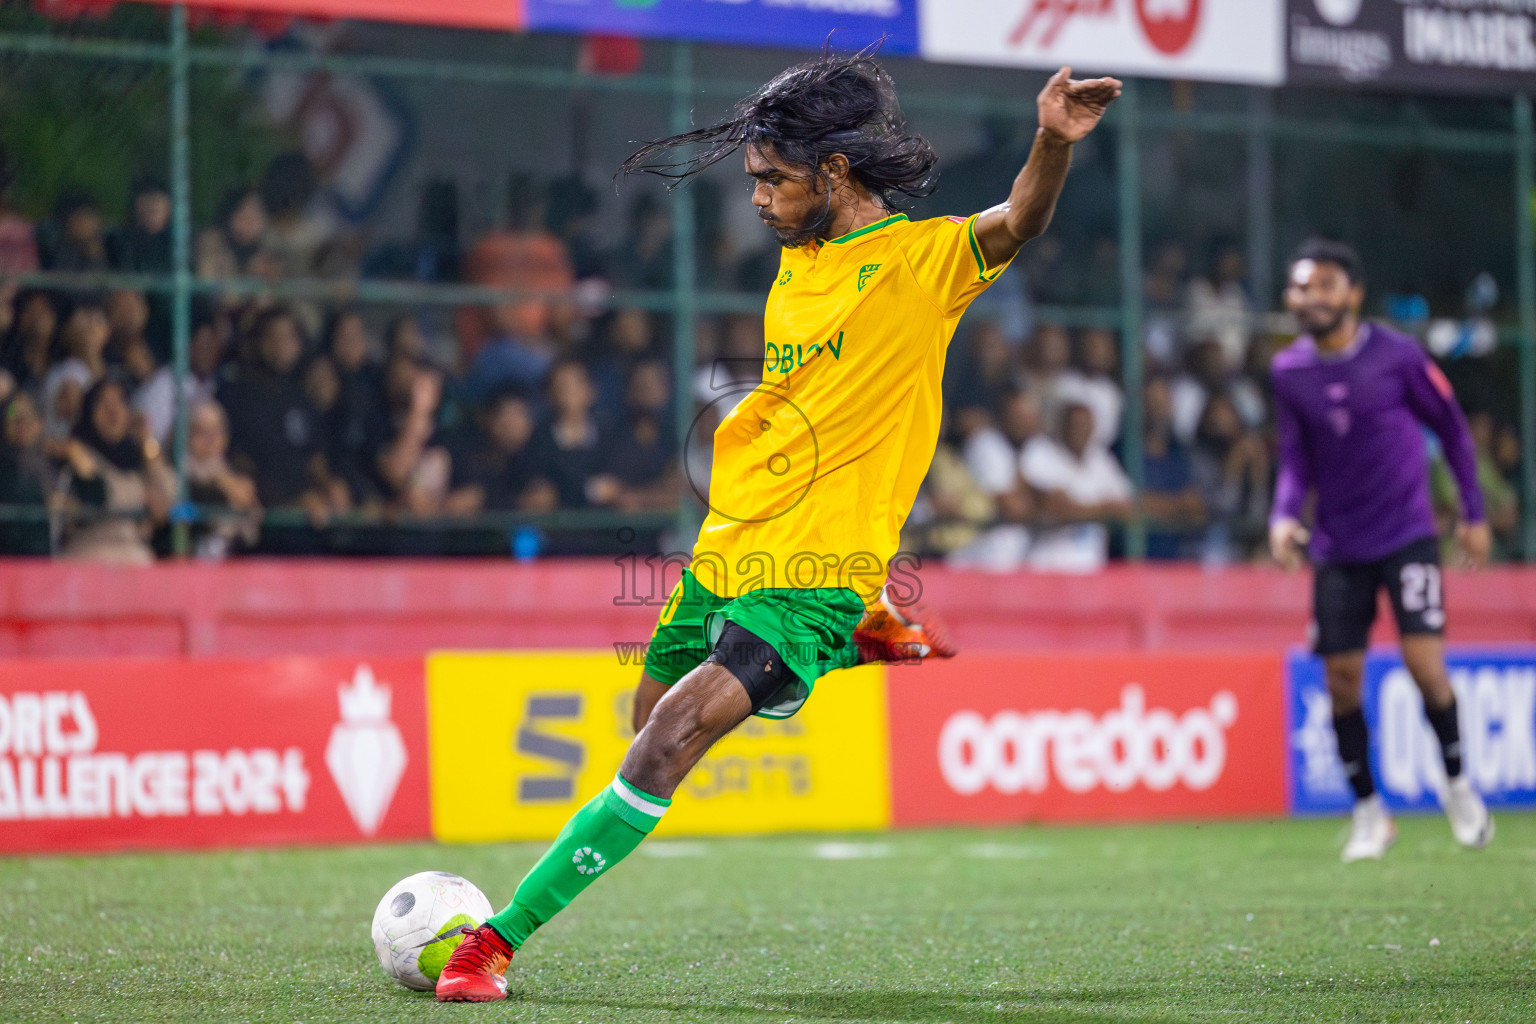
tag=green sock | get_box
[485,773,670,949]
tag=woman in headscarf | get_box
[183,398,261,558]
[55,376,174,563]
[196,187,270,280]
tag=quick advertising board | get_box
[1288,648,1536,814]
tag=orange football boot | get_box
[854,587,958,664]
[435,925,513,1002]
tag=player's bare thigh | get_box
[621,662,752,799]
[632,671,670,733]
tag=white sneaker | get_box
[1342,795,1397,862]
[1444,776,1495,849]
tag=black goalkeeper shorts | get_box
[1311,535,1445,657]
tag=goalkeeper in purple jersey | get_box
[1269,239,1494,862]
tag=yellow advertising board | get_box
[427,651,890,842]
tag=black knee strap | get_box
[705,621,799,713]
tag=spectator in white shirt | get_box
[1185,241,1252,372]
[1171,337,1266,445]
[1024,322,1073,434]
[1021,401,1134,573]
[1055,325,1123,448]
[123,316,230,447]
[949,391,1041,571]
[123,337,177,445]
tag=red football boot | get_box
[435,925,514,1002]
[854,587,958,664]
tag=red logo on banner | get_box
[1135,0,1201,55]
[888,654,1285,825]
[0,657,430,854]
[1010,0,1113,49]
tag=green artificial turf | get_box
[1,816,1531,1023]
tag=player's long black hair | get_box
[618,42,939,212]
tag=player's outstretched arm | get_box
[973,67,1122,269]
[1403,355,1491,569]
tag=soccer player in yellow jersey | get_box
[437,49,1120,1001]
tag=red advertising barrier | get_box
[0,656,430,853]
[7,559,1535,660]
[887,654,1287,826]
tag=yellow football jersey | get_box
[690,211,1012,603]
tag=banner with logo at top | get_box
[919,0,1284,85]
[1287,0,1536,95]
[526,0,919,53]
[0,657,430,854]
[427,651,890,841]
[139,0,525,31]
[887,653,1288,826]
[1287,649,1536,814]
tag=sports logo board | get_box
[427,652,891,841]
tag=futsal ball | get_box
[371,871,494,990]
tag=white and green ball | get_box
[371,871,494,991]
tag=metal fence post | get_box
[1117,78,1145,560]
[1516,94,1536,559]
[1246,87,1275,315]
[169,3,192,557]
[669,41,700,550]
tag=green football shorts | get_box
[642,568,866,719]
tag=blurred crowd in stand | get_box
[0,143,1522,565]
[908,232,1524,570]
[0,149,684,559]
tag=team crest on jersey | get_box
[777,269,793,286]
[858,264,881,291]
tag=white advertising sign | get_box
[921,0,1285,85]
